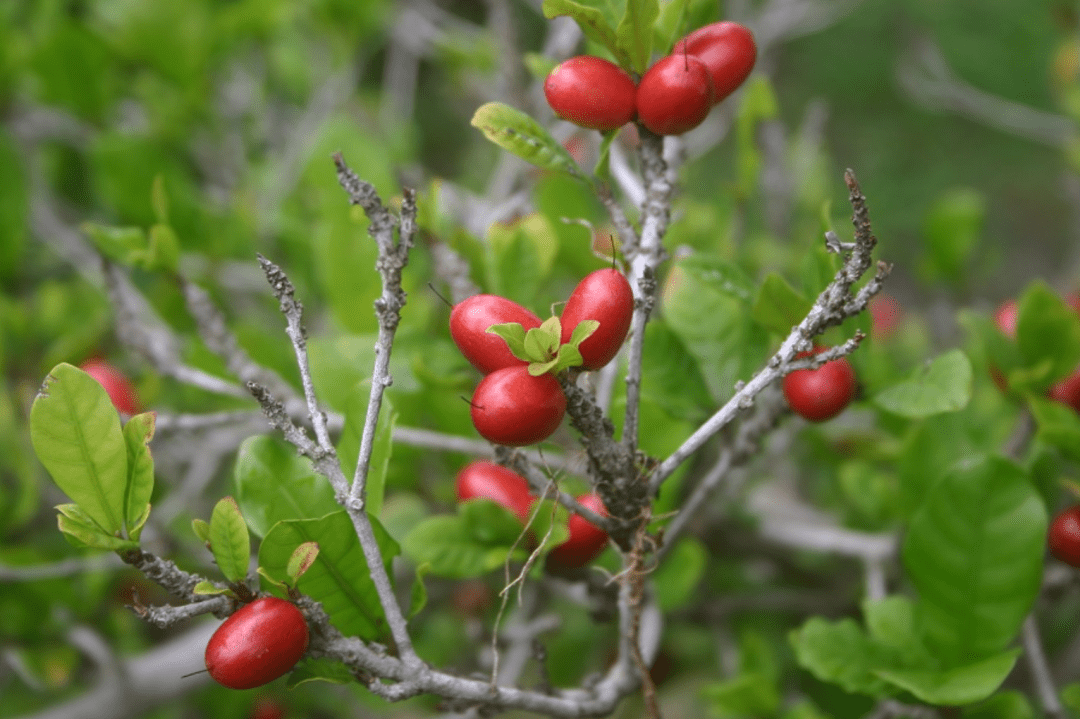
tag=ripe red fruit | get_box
[1049,505,1080,567]
[560,268,634,370]
[677,21,757,104]
[1049,371,1080,412]
[548,494,609,568]
[636,54,714,135]
[544,56,637,132]
[456,461,534,522]
[80,359,140,415]
[782,349,857,422]
[204,597,309,690]
[869,294,902,339]
[993,299,1018,339]
[450,295,543,375]
[470,366,566,446]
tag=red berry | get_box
[993,300,1018,340]
[1049,371,1080,412]
[544,56,637,132]
[548,494,608,568]
[205,597,309,690]
[470,366,566,446]
[249,698,286,719]
[450,295,543,375]
[456,461,535,522]
[560,268,634,370]
[80,359,140,415]
[1049,506,1080,567]
[782,349,857,422]
[869,294,901,339]
[678,21,757,104]
[636,54,714,135]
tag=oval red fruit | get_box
[80,359,140,415]
[1049,370,1080,412]
[205,597,309,690]
[548,494,608,568]
[782,350,857,422]
[470,366,566,446]
[456,461,534,522]
[544,56,637,132]
[451,295,543,374]
[993,299,1018,339]
[560,268,634,370]
[1049,506,1080,567]
[636,54,714,136]
[678,21,757,104]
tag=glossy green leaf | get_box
[873,350,973,418]
[567,319,600,347]
[523,319,561,362]
[471,102,584,179]
[122,412,155,540]
[234,435,339,538]
[654,0,691,52]
[594,129,617,186]
[875,650,1019,706]
[751,272,813,334]
[902,456,1046,665]
[209,496,250,583]
[192,582,232,596]
[653,537,706,611]
[615,0,659,74]
[960,690,1035,719]
[287,657,356,688]
[462,499,527,546]
[789,617,898,698]
[662,256,768,402]
[287,542,320,583]
[863,596,928,660]
[1015,282,1080,389]
[259,511,399,640]
[1029,396,1080,462]
[541,0,627,68]
[55,504,138,551]
[31,363,128,535]
[701,673,781,719]
[401,515,528,579]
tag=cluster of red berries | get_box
[457,461,609,569]
[451,268,634,446]
[782,348,858,422]
[993,295,1080,411]
[544,22,756,136]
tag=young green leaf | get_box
[566,319,600,347]
[31,363,129,535]
[541,0,627,68]
[128,502,152,542]
[192,518,211,543]
[872,350,973,418]
[287,541,320,583]
[614,0,659,74]
[409,562,431,618]
[653,0,691,52]
[209,496,251,584]
[122,411,155,540]
[193,581,233,596]
[486,322,530,361]
[256,567,288,591]
[56,504,139,551]
[471,102,584,178]
[1016,283,1080,388]
[751,273,812,335]
[147,223,179,272]
[594,130,617,186]
[81,223,149,268]
[523,321,561,362]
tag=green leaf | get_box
[735,76,779,196]
[863,596,928,660]
[402,515,528,579]
[192,581,232,596]
[789,617,898,698]
[960,690,1034,719]
[875,650,1019,706]
[542,0,627,68]
[82,223,149,267]
[461,499,528,546]
[549,343,585,373]
[921,187,985,284]
[662,256,768,402]
[654,0,691,52]
[872,350,973,418]
[192,518,211,543]
[286,657,356,687]
[259,511,399,640]
[0,130,28,281]
[701,673,781,719]
[1029,395,1080,462]
[567,319,600,346]
[234,435,339,538]
[121,412,155,541]
[653,538,706,611]
[1015,282,1080,389]
[256,567,288,591]
[471,102,584,178]
[523,320,561,362]
[487,322,530,361]
[523,52,559,82]
[751,273,813,334]
[210,496,250,583]
[640,319,712,422]
[615,0,659,74]
[409,562,431,618]
[56,504,138,551]
[287,542,320,583]
[146,223,180,272]
[150,174,169,224]
[902,456,1046,665]
[31,363,129,535]
[486,213,559,307]
[594,130,617,186]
